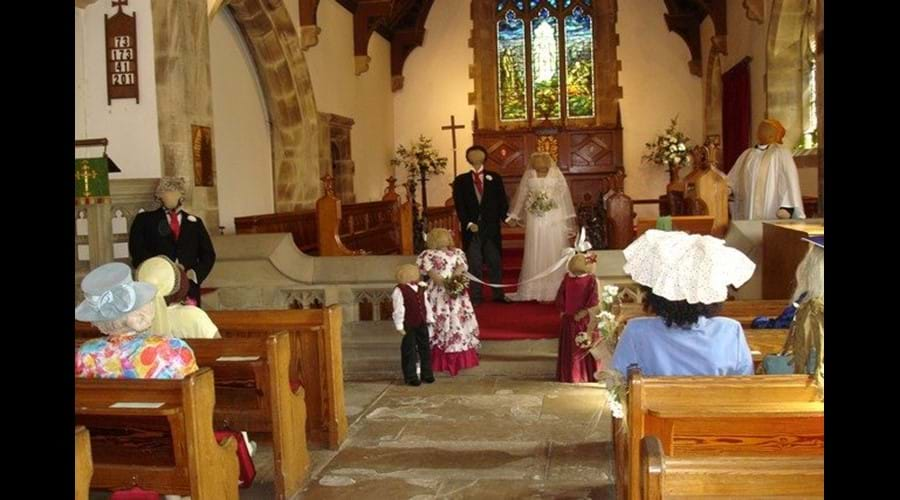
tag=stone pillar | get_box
[150,0,219,228]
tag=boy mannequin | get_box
[392,264,436,386]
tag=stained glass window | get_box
[531,9,561,119]
[565,7,594,118]
[495,0,596,123]
[497,10,527,121]
[497,0,525,12]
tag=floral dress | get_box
[75,332,199,379]
[417,247,480,375]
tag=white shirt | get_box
[391,283,434,331]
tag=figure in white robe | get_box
[727,119,806,220]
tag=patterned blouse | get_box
[75,332,199,380]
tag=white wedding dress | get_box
[506,166,577,302]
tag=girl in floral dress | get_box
[417,228,480,375]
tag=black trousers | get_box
[401,324,433,382]
[466,234,504,301]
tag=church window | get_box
[497,10,527,121]
[495,0,597,123]
[564,6,594,118]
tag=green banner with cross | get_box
[74,157,111,200]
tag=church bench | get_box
[75,426,92,500]
[640,435,824,499]
[619,299,787,328]
[614,368,823,500]
[206,306,348,449]
[73,332,310,499]
[75,305,347,450]
[187,332,309,499]
[75,368,240,499]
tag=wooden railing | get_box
[235,176,643,254]
[235,210,318,254]
[236,177,416,256]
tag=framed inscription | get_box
[192,125,215,187]
[105,0,139,104]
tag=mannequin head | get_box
[793,243,824,303]
[156,176,186,210]
[426,228,454,250]
[396,264,420,285]
[757,119,786,145]
[529,152,553,176]
[567,253,596,276]
[465,145,488,170]
[93,302,156,336]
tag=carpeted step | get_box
[474,301,560,340]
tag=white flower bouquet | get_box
[526,190,557,216]
[642,116,693,169]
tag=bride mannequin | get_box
[505,152,577,302]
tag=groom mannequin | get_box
[452,145,510,305]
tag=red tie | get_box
[473,171,484,197]
[168,210,181,240]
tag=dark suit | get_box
[452,169,509,301]
[129,208,216,305]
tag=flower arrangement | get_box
[390,135,448,184]
[575,284,629,420]
[642,116,692,170]
[445,274,470,299]
[526,190,558,216]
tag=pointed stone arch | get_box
[212,0,326,211]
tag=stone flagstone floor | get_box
[296,377,615,499]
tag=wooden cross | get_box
[112,0,129,10]
[76,161,98,197]
[441,115,466,177]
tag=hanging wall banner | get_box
[105,0,139,104]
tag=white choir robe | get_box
[727,144,806,220]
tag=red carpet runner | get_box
[474,229,561,340]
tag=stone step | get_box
[343,321,558,381]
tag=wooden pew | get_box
[619,299,788,328]
[191,332,309,499]
[640,435,824,499]
[75,368,240,499]
[76,305,348,450]
[207,306,347,449]
[615,369,824,500]
[74,333,311,499]
[75,426,92,500]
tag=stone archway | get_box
[766,0,814,149]
[212,0,325,212]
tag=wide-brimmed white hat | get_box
[623,230,755,304]
[75,262,156,322]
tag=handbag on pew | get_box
[214,430,257,488]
